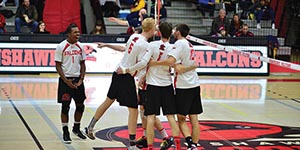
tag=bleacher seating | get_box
[2,6,16,32]
[0,0,293,58]
[2,6,31,33]
[103,18,128,34]
[160,0,287,56]
[164,1,279,36]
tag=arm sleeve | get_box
[32,6,38,21]
[15,7,22,18]
[128,44,152,72]
[55,44,62,62]
[168,42,181,64]
[81,45,86,61]
[211,19,217,34]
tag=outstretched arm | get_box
[108,17,128,26]
[97,42,125,52]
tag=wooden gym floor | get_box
[0,73,299,150]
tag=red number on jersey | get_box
[128,37,139,54]
[157,44,165,61]
[189,42,195,60]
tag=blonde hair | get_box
[142,18,155,32]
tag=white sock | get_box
[74,121,80,124]
[62,123,68,127]
[159,128,168,138]
[143,128,147,136]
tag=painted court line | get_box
[10,77,77,150]
[1,87,44,150]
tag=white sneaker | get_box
[271,23,275,29]
[187,145,198,150]
[128,145,140,150]
[0,2,5,7]
[257,23,261,29]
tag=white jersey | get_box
[55,40,86,77]
[168,39,200,89]
[145,40,173,86]
[125,40,173,86]
[118,33,149,76]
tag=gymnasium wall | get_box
[0,34,269,75]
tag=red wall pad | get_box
[43,0,81,34]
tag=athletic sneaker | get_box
[72,128,87,139]
[128,145,140,150]
[63,131,72,144]
[136,136,147,148]
[160,137,175,150]
[184,142,201,147]
[83,127,95,140]
[187,144,198,150]
[0,2,5,7]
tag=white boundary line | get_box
[187,35,300,71]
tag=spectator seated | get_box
[235,24,254,37]
[253,0,275,29]
[34,20,50,34]
[197,0,215,18]
[238,0,253,19]
[210,9,230,35]
[229,13,243,36]
[14,0,38,33]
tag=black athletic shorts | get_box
[144,84,176,116]
[175,86,203,116]
[107,72,138,108]
[57,77,86,105]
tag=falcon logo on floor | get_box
[93,121,300,150]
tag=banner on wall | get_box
[0,43,268,75]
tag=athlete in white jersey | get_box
[143,23,181,150]
[55,23,87,144]
[84,18,156,150]
[55,40,85,77]
[93,42,170,149]
[150,24,203,150]
[117,33,149,76]
[169,38,200,89]
[119,22,182,150]
[145,40,173,85]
